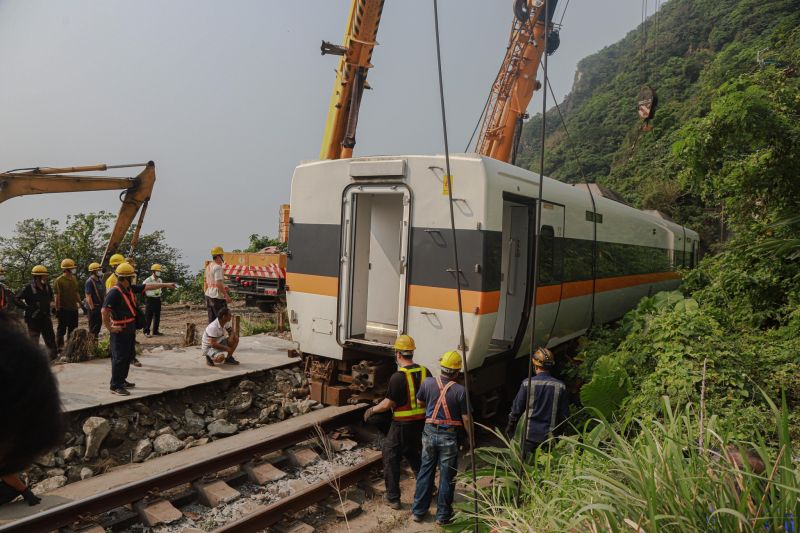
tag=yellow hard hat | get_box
[394,335,416,352]
[532,347,555,368]
[109,254,125,267]
[32,265,49,276]
[115,262,136,277]
[440,350,462,371]
[60,258,76,270]
[88,262,102,272]
[150,264,162,272]
[210,246,224,257]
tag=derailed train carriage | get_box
[285,154,698,413]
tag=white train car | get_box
[286,154,698,409]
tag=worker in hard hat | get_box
[84,263,106,340]
[15,265,57,360]
[124,257,138,284]
[104,254,126,290]
[102,262,176,396]
[0,266,23,315]
[506,347,569,459]
[205,246,231,324]
[142,264,168,337]
[54,258,81,351]
[363,335,429,510]
[411,350,473,526]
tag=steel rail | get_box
[0,405,368,533]
[216,450,382,532]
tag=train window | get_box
[538,225,561,285]
[563,239,594,281]
[585,211,603,223]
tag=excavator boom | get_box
[319,0,385,160]
[477,0,559,164]
[0,161,156,267]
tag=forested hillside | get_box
[516,0,799,246]
[457,2,800,530]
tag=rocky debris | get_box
[32,475,67,495]
[36,452,58,468]
[111,418,129,438]
[227,391,253,414]
[154,434,184,455]
[80,467,94,480]
[238,380,255,391]
[157,426,175,436]
[185,409,206,434]
[185,438,209,449]
[212,408,229,420]
[132,439,153,463]
[83,417,111,459]
[330,438,358,452]
[45,468,66,477]
[208,419,238,437]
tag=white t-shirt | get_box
[204,262,224,299]
[202,318,232,350]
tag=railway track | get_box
[0,404,379,533]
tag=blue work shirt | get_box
[509,372,569,443]
[417,375,469,429]
[85,276,106,307]
[102,284,144,333]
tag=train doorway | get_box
[338,186,411,347]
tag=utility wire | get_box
[431,1,478,531]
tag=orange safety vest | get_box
[426,376,463,427]
[392,366,428,421]
[108,285,137,327]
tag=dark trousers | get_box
[0,481,19,505]
[26,318,57,360]
[110,330,136,389]
[88,308,102,338]
[205,296,226,323]
[56,309,79,348]
[144,297,161,334]
[382,420,424,502]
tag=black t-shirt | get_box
[17,282,53,321]
[386,364,428,419]
[103,284,145,333]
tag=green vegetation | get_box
[454,0,800,529]
[239,316,277,336]
[0,211,197,303]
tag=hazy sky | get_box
[0,0,645,269]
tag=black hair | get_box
[0,312,64,476]
[397,350,414,359]
[218,307,231,319]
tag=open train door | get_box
[338,184,411,347]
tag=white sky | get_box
[0,0,644,269]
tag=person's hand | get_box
[20,488,41,506]
[225,296,232,304]
[363,407,375,422]
[168,283,177,289]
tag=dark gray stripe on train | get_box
[409,228,502,292]
[287,223,341,278]
[287,223,503,291]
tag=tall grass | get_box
[451,394,800,532]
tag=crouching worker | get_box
[411,350,472,526]
[505,347,568,459]
[201,307,239,366]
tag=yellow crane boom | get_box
[0,161,156,267]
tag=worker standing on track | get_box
[363,335,428,510]
[16,265,58,360]
[54,258,81,351]
[505,347,569,459]
[411,350,473,526]
[85,262,106,340]
[143,264,165,337]
[205,246,231,323]
[102,263,176,396]
[104,254,126,290]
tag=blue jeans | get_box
[411,424,459,523]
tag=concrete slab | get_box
[192,479,240,507]
[243,461,288,484]
[51,334,296,413]
[289,448,320,468]
[0,404,362,526]
[134,498,183,526]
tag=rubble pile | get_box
[25,365,319,491]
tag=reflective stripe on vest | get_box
[393,366,427,421]
[0,288,5,310]
[108,285,137,327]
[426,376,463,426]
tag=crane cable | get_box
[518,0,551,494]
[431,1,479,531]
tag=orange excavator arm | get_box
[319,0,385,160]
[0,161,156,267]
[477,0,560,164]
